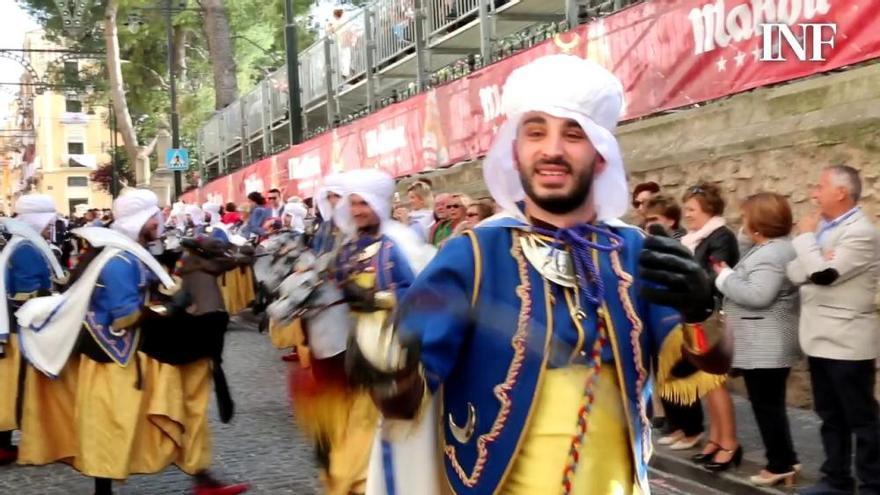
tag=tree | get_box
[90,147,136,193]
[201,0,239,109]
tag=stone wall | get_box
[407,62,880,409]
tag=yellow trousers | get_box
[0,335,22,432]
[502,366,639,494]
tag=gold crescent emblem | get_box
[554,32,580,54]
[448,402,477,444]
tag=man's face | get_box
[350,194,380,230]
[139,216,161,244]
[327,192,341,209]
[634,190,656,219]
[812,170,847,217]
[268,192,281,207]
[434,194,450,220]
[514,112,603,215]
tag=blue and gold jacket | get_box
[4,241,53,337]
[398,217,721,494]
[84,251,151,365]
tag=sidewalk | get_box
[651,395,823,494]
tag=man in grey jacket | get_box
[787,165,880,495]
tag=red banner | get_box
[184,0,880,205]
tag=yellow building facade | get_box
[23,30,116,216]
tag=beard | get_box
[519,157,595,215]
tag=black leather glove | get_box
[342,280,378,312]
[638,226,714,323]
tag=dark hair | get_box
[741,192,793,238]
[644,194,682,229]
[248,192,266,206]
[268,188,281,195]
[225,202,237,212]
[468,202,494,221]
[632,182,661,205]
[682,182,725,217]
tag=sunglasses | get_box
[466,212,480,218]
[632,200,644,208]
[446,204,464,209]
[687,186,705,194]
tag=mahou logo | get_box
[687,0,833,57]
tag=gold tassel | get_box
[656,325,727,405]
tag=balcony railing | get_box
[197,0,644,181]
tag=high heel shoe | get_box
[691,441,721,464]
[704,445,743,472]
[749,469,797,487]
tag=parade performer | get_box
[0,195,66,464]
[347,55,730,495]
[312,173,345,256]
[15,188,248,495]
[288,169,433,495]
[282,199,308,235]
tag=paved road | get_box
[1,317,722,494]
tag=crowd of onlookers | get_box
[633,165,880,494]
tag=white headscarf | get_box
[15,194,57,235]
[483,54,628,222]
[316,173,346,223]
[168,201,187,229]
[335,169,395,235]
[111,188,161,241]
[202,202,221,226]
[184,204,205,227]
[282,200,308,233]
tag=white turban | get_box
[15,194,56,235]
[112,188,161,241]
[483,54,628,222]
[335,169,395,235]
[316,173,346,223]
[282,200,308,233]
[202,202,221,225]
[184,204,205,226]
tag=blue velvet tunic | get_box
[398,217,693,494]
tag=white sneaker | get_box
[670,433,704,450]
[657,430,685,446]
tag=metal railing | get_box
[198,0,646,181]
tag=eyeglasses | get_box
[687,186,705,195]
[268,196,278,201]
[632,200,644,208]
[466,212,480,218]
[446,204,464,209]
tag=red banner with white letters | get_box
[183,0,880,205]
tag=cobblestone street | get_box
[0,318,725,494]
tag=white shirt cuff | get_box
[714,267,734,292]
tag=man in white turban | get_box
[18,188,249,495]
[312,173,346,255]
[347,54,728,495]
[0,194,63,465]
[286,168,434,495]
[281,199,308,234]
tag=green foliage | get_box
[17,0,318,157]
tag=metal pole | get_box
[110,104,118,197]
[478,0,492,62]
[323,39,336,126]
[363,8,376,111]
[284,0,303,145]
[167,0,182,198]
[565,0,579,28]
[413,0,428,90]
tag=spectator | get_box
[668,183,741,471]
[222,202,242,225]
[643,194,685,239]
[393,204,410,225]
[632,181,661,227]
[406,181,435,240]
[429,193,452,246]
[787,165,880,495]
[445,193,471,239]
[462,201,493,230]
[242,192,270,239]
[715,193,800,487]
[267,188,284,218]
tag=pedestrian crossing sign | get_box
[166,148,189,171]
